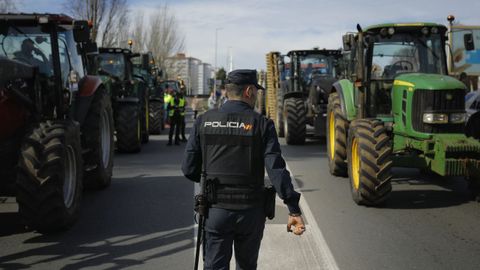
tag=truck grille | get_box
[411,89,465,133]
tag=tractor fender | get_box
[466,110,480,140]
[331,79,356,121]
[75,76,103,125]
[78,75,102,97]
[283,91,306,101]
[75,94,95,125]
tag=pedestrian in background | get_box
[191,95,199,119]
[207,90,217,110]
[219,88,228,107]
[182,69,305,270]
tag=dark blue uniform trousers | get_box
[204,207,266,270]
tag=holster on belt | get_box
[264,185,276,220]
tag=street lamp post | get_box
[214,27,222,94]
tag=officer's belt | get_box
[214,188,264,204]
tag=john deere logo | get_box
[446,93,453,100]
[204,121,253,131]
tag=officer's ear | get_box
[244,85,255,98]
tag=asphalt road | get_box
[1,118,480,270]
[0,129,195,270]
[282,136,480,270]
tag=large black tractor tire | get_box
[347,119,392,206]
[81,88,114,189]
[276,90,285,137]
[116,103,141,153]
[466,111,480,140]
[16,121,83,233]
[141,101,149,144]
[149,101,163,135]
[327,92,349,176]
[467,174,480,202]
[283,98,307,145]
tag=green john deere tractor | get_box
[93,48,150,152]
[132,52,164,135]
[328,23,480,205]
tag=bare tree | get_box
[99,0,129,47]
[130,11,146,52]
[129,4,185,73]
[63,0,129,47]
[0,0,16,12]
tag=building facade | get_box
[165,53,213,95]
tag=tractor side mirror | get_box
[343,34,354,51]
[73,21,90,43]
[142,55,150,70]
[464,33,475,51]
[83,41,98,54]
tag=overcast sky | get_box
[19,0,480,70]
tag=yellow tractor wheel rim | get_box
[351,137,360,190]
[329,111,335,160]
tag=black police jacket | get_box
[182,100,301,213]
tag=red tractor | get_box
[0,14,114,232]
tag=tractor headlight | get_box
[423,113,448,124]
[450,113,466,123]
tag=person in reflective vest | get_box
[179,91,188,142]
[164,87,173,126]
[167,91,184,145]
[182,69,305,269]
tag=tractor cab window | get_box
[0,25,53,77]
[370,32,446,80]
[299,54,335,88]
[57,29,85,88]
[131,56,143,76]
[97,53,125,80]
[367,31,446,116]
[280,56,291,81]
[159,81,180,92]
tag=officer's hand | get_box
[287,215,305,235]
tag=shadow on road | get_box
[0,175,194,269]
[381,171,472,209]
[281,143,327,161]
[0,212,30,237]
[384,189,471,209]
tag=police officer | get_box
[167,91,185,145]
[182,69,305,270]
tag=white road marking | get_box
[191,163,340,270]
[286,162,340,270]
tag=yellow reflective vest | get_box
[169,96,185,117]
[164,93,173,109]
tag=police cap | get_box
[225,69,265,90]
